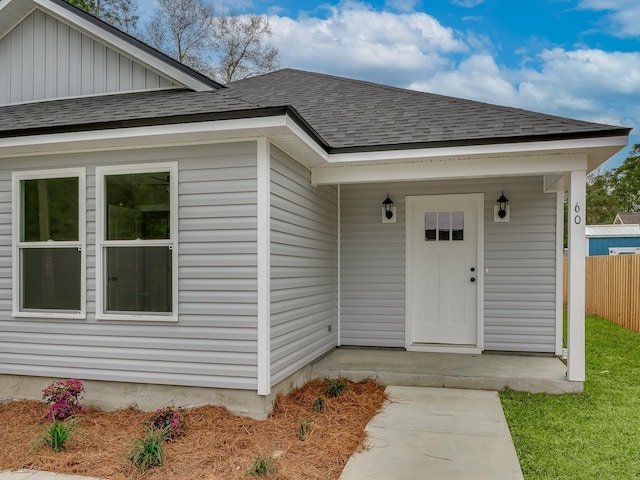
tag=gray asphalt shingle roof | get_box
[0,68,630,153]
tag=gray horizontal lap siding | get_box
[340,177,557,353]
[0,9,177,106]
[270,148,338,386]
[0,142,260,389]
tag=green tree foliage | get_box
[612,143,640,213]
[586,143,640,225]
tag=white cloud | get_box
[578,0,640,37]
[409,53,520,105]
[409,47,639,130]
[269,2,467,84]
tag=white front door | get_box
[406,194,482,350]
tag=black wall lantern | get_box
[382,194,396,223]
[494,191,510,222]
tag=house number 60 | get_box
[574,203,582,225]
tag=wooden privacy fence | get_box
[564,255,640,333]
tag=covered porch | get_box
[311,347,582,394]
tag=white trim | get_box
[0,117,314,169]
[312,153,589,185]
[405,193,484,352]
[284,116,330,163]
[567,170,586,381]
[326,136,629,164]
[95,162,178,322]
[337,184,341,347]
[11,167,86,319]
[31,0,216,91]
[555,191,564,356]
[256,138,271,395]
[406,344,482,354]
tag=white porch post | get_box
[567,170,586,382]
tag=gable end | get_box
[0,8,184,105]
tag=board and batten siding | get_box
[0,142,260,389]
[270,148,338,386]
[340,176,558,353]
[0,9,178,106]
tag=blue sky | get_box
[137,0,640,169]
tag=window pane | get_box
[106,246,172,313]
[106,172,170,240]
[452,211,464,241]
[425,212,437,241]
[22,178,79,242]
[22,248,81,310]
[438,211,450,241]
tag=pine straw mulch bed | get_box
[0,379,386,480]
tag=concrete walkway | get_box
[0,473,101,480]
[2,386,524,480]
[340,386,524,480]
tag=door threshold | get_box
[407,344,482,354]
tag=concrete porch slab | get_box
[311,348,582,394]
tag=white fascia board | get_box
[284,116,329,162]
[32,0,215,92]
[312,152,588,185]
[326,135,629,164]
[0,116,293,157]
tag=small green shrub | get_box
[246,454,276,476]
[44,420,71,451]
[325,378,349,397]
[129,428,166,472]
[312,396,325,412]
[297,418,310,441]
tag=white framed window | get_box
[95,163,178,321]
[12,168,86,318]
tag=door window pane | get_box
[452,211,464,241]
[425,212,437,241]
[106,246,172,313]
[22,177,79,242]
[438,212,450,241]
[105,172,170,240]
[22,248,81,310]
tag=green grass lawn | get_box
[500,315,640,479]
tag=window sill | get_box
[96,313,177,322]
[13,311,85,320]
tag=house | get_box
[585,224,640,255]
[613,213,640,225]
[0,0,631,417]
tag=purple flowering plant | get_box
[42,378,85,421]
[149,406,185,441]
